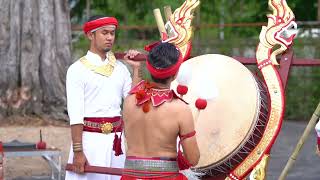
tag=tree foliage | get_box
[70,0,318,31]
[70,0,319,44]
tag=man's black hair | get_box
[87,15,106,23]
[148,42,180,84]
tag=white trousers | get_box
[65,131,125,180]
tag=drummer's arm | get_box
[178,104,200,166]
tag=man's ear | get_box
[87,32,94,40]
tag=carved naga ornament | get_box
[228,1,298,180]
[257,0,297,65]
[155,0,200,60]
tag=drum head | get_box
[171,54,260,169]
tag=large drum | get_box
[171,54,269,177]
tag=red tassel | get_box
[115,136,123,156]
[317,137,320,151]
[113,134,123,156]
[136,90,146,100]
[112,134,118,151]
[177,149,192,170]
[144,41,161,52]
[142,101,150,113]
[0,141,3,154]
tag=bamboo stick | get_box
[279,101,320,180]
[164,6,172,22]
[153,8,166,39]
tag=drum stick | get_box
[153,8,166,39]
[65,164,123,175]
[164,6,172,22]
[114,53,147,61]
[279,101,320,180]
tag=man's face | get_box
[89,25,116,52]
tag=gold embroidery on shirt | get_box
[80,51,117,77]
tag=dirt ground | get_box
[1,117,320,180]
[0,116,70,179]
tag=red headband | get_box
[83,17,118,34]
[146,50,183,79]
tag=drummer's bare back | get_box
[122,94,198,164]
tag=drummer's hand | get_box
[124,49,141,69]
[73,151,89,174]
[316,145,320,157]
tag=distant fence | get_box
[71,21,320,31]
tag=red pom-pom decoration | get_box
[36,141,46,149]
[177,85,188,96]
[36,130,46,149]
[195,98,207,110]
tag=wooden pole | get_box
[279,101,320,180]
[66,164,122,175]
[164,6,172,22]
[153,8,166,39]
[86,0,91,20]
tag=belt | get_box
[83,117,122,134]
[124,156,179,173]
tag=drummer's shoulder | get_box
[170,99,192,112]
[170,100,193,124]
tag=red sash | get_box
[83,117,122,133]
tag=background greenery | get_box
[69,0,320,121]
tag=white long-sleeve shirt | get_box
[66,51,132,125]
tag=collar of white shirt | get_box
[86,51,110,66]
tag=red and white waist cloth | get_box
[121,156,187,180]
[83,117,123,134]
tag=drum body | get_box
[171,54,269,177]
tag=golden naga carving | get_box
[249,155,270,180]
[258,0,298,65]
[228,1,298,180]
[152,0,200,60]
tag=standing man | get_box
[121,42,200,179]
[65,15,141,180]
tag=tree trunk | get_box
[86,0,91,20]
[318,0,320,21]
[0,0,72,121]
